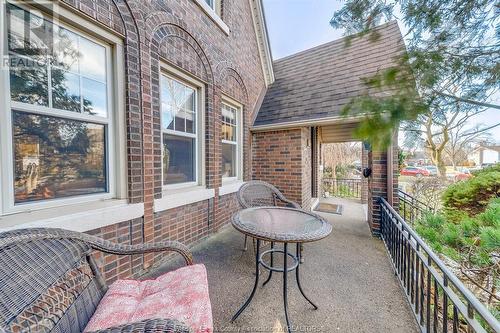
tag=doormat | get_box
[314,203,343,215]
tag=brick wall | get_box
[301,128,312,210]
[252,128,312,210]
[367,139,399,235]
[311,127,320,200]
[53,0,267,282]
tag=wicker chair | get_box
[236,181,304,260]
[0,228,199,333]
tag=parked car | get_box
[400,166,430,177]
[455,167,472,181]
[446,167,472,181]
[422,165,438,176]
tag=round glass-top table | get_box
[230,207,332,333]
[233,206,332,243]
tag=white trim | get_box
[0,1,126,215]
[160,65,206,190]
[219,181,245,196]
[249,0,274,86]
[251,114,370,132]
[114,42,128,199]
[154,187,215,212]
[0,200,144,232]
[192,0,229,35]
[221,96,243,181]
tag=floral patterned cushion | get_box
[84,264,212,333]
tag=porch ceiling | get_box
[319,122,360,143]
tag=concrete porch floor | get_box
[153,198,418,332]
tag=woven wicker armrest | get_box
[0,228,193,265]
[88,318,193,333]
[278,196,301,209]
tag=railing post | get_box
[378,198,500,333]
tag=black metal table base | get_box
[231,239,317,333]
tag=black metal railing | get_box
[322,178,361,198]
[380,198,500,333]
[398,189,434,224]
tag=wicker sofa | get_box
[0,228,211,333]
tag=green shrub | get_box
[479,227,500,251]
[442,164,500,216]
[478,197,500,228]
[461,218,479,238]
[414,198,500,268]
[442,223,462,248]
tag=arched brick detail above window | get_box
[147,18,217,197]
[216,65,248,105]
[150,25,213,84]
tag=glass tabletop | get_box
[232,207,332,242]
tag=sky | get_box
[262,0,500,143]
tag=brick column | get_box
[361,144,369,204]
[368,150,387,235]
[367,138,399,235]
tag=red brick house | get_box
[0,0,400,281]
[252,21,403,235]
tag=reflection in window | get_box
[163,135,195,185]
[7,3,108,117]
[161,75,198,186]
[221,103,239,178]
[4,3,113,207]
[13,112,107,203]
[222,143,237,178]
[205,0,214,9]
[9,54,49,106]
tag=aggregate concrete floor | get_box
[153,198,418,333]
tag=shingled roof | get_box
[254,21,406,127]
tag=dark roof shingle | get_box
[254,21,406,127]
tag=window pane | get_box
[53,27,79,72]
[222,104,236,124]
[79,37,106,82]
[174,109,186,132]
[7,4,51,57]
[205,0,214,9]
[163,134,196,185]
[13,112,107,204]
[9,53,49,106]
[161,75,197,135]
[222,124,236,141]
[6,4,109,117]
[184,87,195,111]
[52,68,81,112]
[221,103,237,141]
[162,103,174,130]
[186,111,195,134]
[82,78,107,117]
[222,143,236,178]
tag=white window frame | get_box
[0,0,127,216]
[160,64,206,192]
[193,0,229,35]
[202,0,221,16]
[221,96,243,183]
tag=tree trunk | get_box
[431,149,447,178]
